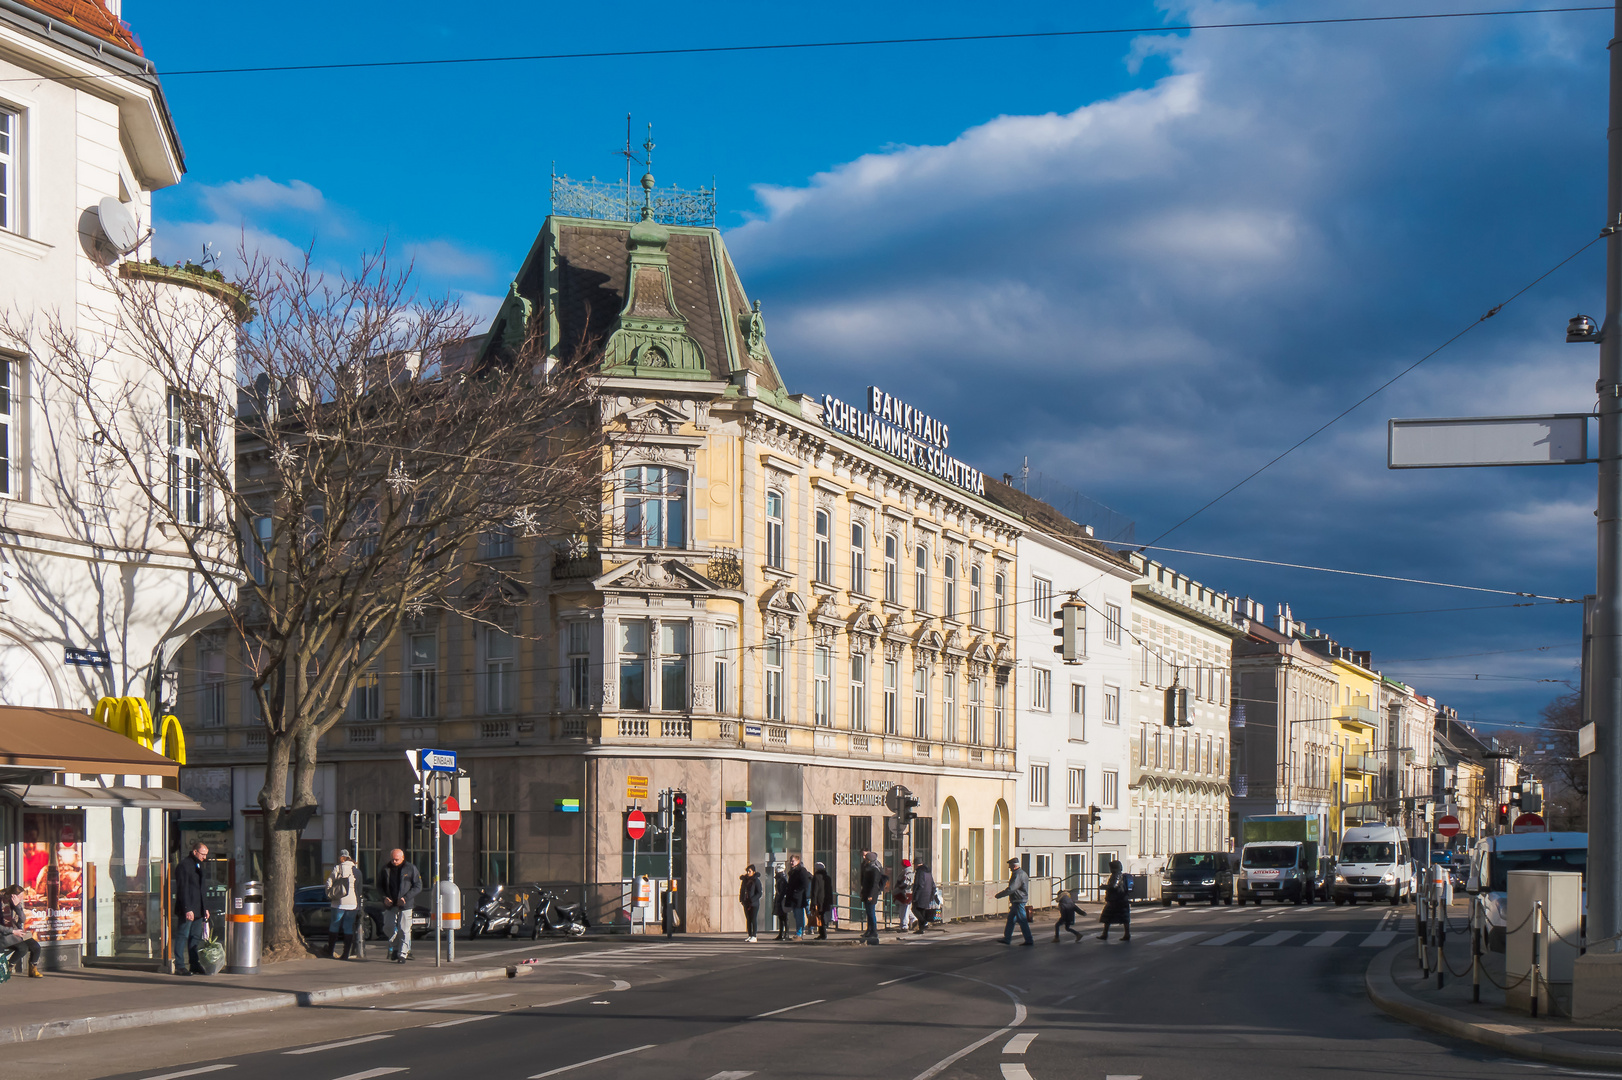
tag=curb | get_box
[1365,942,1622,1069]
[0,964,531,1045]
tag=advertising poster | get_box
[21,811,85,942]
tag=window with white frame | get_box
[1031,665,1051,712]
[1069,683,1085,742]
[765,490,785,569]
[0,357,15,496]
[659,621,689,711]
[884,534,899,603]
[994,676,1007,746]
[1068,766,1085,807]
[883,659,899,735]
[1029,763,1049,807]
[1104,684,1120,725]
[714,625,732,713]
[167,390,204,524]
[810,509,831,582]
[912,665,928,739]
[764,634,784,720]
[994,572,1007,634]
[914,544,928,612]
[849,651,867,731]
[850,522,867,594]
[967,677,982,744]
[943,555,957,618]
[619,619,648,711]
[408,632,437,718]
[0,109,14,233]
[969,563,982,625]
[1032,576,1052,621]
[568,621,591,709]
[623,464,687,548]
[1102,769,1119,809]
[484,617,516,714]
[1104,603,1123,645]
[814,645,831,726]
[941,671,956,742]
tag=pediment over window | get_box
[913,628,945,655]
[620,401,690,436]
[596,554,719,592]
[760,582,807,620]
[463,566,529,611]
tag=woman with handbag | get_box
[325,849,360,959]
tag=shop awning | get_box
[0,706,182,777]
[0,783,203,811]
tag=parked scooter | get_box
[530,888,589,938]
[470,883,526,938]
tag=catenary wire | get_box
[7,7,1606,84]
[1302,601,1560,620]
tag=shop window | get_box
[352,811,381,885]
[623,464,687,549]
[481,812,514,885]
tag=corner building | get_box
[189,198,1027,932]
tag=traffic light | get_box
[1053,601,1084,664]
[412,783,428,833]
[671,791,687,834]
[1163,681,1190,727]
[1523,783,1543,814]
[1089,803,1102,826]
[1498,803,1510,826]
[898,790,921,825]
[1509,784,1523,810]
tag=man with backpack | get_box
[324,849,360,959]
[859,850,888,945]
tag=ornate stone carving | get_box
[691,683,716,711]
[882,638,906,662]
[601,679,616,709]
[618,556,690,590]
[813,622,838,648]
[693,400,712,430]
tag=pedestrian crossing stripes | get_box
[1154,928,1399,949]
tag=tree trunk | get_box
[257,732,309,961]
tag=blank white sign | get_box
[1388,415,1590,468]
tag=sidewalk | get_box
[0,946,540,1046]
[1366,914,1622,1069]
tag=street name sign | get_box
[1389,415,1591,469]
[1436,814,1461,838]
[440,795,461,835]
[419,748,457,773]
[627,809,648,840]
[627,775,649,800]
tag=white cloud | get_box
[199,176,326,219]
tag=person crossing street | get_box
[996,857,1034,946]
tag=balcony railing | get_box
[1344,753,1381,775]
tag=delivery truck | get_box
[1237,815,1320,906]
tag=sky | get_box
[131,0,1612,738]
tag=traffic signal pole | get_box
[1593,0,1622,947]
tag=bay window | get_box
[623,465,687,548]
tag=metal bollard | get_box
[227,880,264,975]
[1530,900,1543,1019]
[1471,896,1482,1003]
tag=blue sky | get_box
[137,1,1610,736]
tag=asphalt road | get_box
[31,900,1622,1080]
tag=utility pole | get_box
[1592,0,1622,947]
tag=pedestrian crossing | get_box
[521,942,779,968]
[1127,927,1399,949]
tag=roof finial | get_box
[640,122,656,219]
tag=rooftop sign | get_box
[820,385,985,496]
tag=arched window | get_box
[914,545,928,612]
[992,799,1009,870]
[969,563,982,624]
[765,490,784,568]
[884,534,899,603]
[850,522,867,594]
[623,465,688,549]
[943,555,957,618]
[941,798,960,882]
[814,509,831,583]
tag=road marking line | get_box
[426,1013,501,1028]
[879,973,924,986]
[611,979,631,991]
[1306,932,1349,947]
[285,1035,393,1055]
[913,1027,1014,1080]
[401,991,514,1009]
[331,1071,407,1080]
[751,998,825,1018]
[1197,931,1251,947]
[1105,1075,1144,1080]
[1000,1066,1033,1080]
[1054,993,1076,1005]
[529,1044,655,1078]
[138,1068,236,1080]
[1251,931,1298,947]
[1146,931,1203,946]
[1003,1032,1037,1054]
[1362,930,1399,947]
[704,1074,756,1080]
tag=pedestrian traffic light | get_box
[671,791,687,835]
[1163,681,1190,727]
[1053,601,1084,664]
[1498,802,1510,825]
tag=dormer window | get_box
[624,464,687,548]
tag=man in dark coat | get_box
[910,862,937,934]
[738,864,762,942]
[378,848,423,962]
[810,861,835,939]
[172,841,209,975]
[773,865,791,941]
[785,855,813,939]
[859,851,888,944]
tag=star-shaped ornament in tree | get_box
[385,462,416,495]
[509,506,541,537]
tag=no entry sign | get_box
[1436,814,1460,838]
[440,795,461,836]
[627,809,648,841]
[1513,812,1546,834]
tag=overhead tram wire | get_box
[0,7,1607,85]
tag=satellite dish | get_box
[96,196,141,255]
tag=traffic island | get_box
[1366,923,1622,1068]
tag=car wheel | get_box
[1292,893,1303,906]
[1223,896,1232,906]
[1178,901,1187,907]
[1163,899,1172,907]
[1210,897,1219,907]
[1389,893,1399,906]
[1334,898,1344,907]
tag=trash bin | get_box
[227,880,264,974]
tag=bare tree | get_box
[1534,691,1587,831]
[15,250,601,958]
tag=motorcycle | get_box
[530,888,589,938]
[470,883,526,938]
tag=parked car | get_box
[1466,831,1587,953]
[293,884,431,940]
[1160,851,1235,906]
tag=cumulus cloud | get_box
[727,0,1607,720]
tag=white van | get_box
[1465,831,1587,953]
[1332,825,1415,906]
